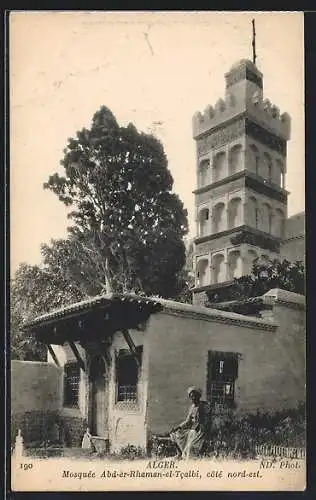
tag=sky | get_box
[10,11,305,272]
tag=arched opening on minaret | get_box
[196,258,209,287]
[212,202,225,233]
[261,202,273,233]
[228,144,243,175]
[272,208,285,238]
[228,197,242,229]
[246,249,258,275]
[212,253,226,284]
[248,196,259,229]
[281,169,286,189]
[198,159,210,187]
[228,250,243,280]
[249,144,260,176]
[198,207,210,237]
[273,159,282,186]
[275,159,285,189]
[262,153,272,182]
[213,152,226,182]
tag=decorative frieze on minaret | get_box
[192,57,291,306]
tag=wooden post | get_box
[96,341,111,367]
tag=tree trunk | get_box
[105,257,112,294]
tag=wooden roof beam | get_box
[69,341,86,372]
[121,329,140,368]
[47,345,60,367]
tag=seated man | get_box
[170,387,211,459]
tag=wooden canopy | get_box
[23,293,163,346]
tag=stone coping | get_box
[23,291,287,334]
[263,289,305,308]
[156,299,277,331]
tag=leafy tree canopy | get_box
[207,258,305,304]
[11,107,189,360]
[10,260,84,361]
[44,106,188,297]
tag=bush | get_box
[209,403,306,458]
[148,404,306,460]
[119,444,146,460]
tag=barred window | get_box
[63,362,80,408]
[116,346,143,403]
[207,351,238,409]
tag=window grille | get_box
[63,362,80,408]
[207,351,238,408]
[116,346,143,403]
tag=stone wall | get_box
[13,289,304,451]
[261,289,306,408]
[146,292,305,435]
[11,360,62,444]
[281,212,305,263]
[281,236,305,263]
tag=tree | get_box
[40,237,108,297]
[44,106,188,297]
[173,238,195,304]
[11,233,116,360]
[207,258,305,304]
[10,261,84,361]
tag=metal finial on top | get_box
[252,19,256,66]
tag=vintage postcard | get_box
[9,11,306,492]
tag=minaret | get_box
[192,52,291,306]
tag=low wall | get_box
[11,360,62,445]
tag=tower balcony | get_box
[196,196,286,245]
[194,240,279,293]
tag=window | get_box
[212,202,225,233]
[63,362,80,408]
[228,250,242,280]
[255,156,260,176]
[261,203,272,234]
[228,145,243,175]
[207,351,239,409]
[116,346,143,402]
[248,196,259,229]
[228,198,242,229]
[263,153,272,182]
[213,152,226,182]
[249,145,259,176]
[198,159,210,187]
[255,206,259,228]
[196,258,209,287]
[212,253,226,284]
[199,208,209,237]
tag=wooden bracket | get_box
[69,341,86,372]
[122,329,140,367]
[47,345,60,367]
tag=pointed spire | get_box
[252,19,257,66]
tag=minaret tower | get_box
[192,23,291,306]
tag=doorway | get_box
[89,355,108,436]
